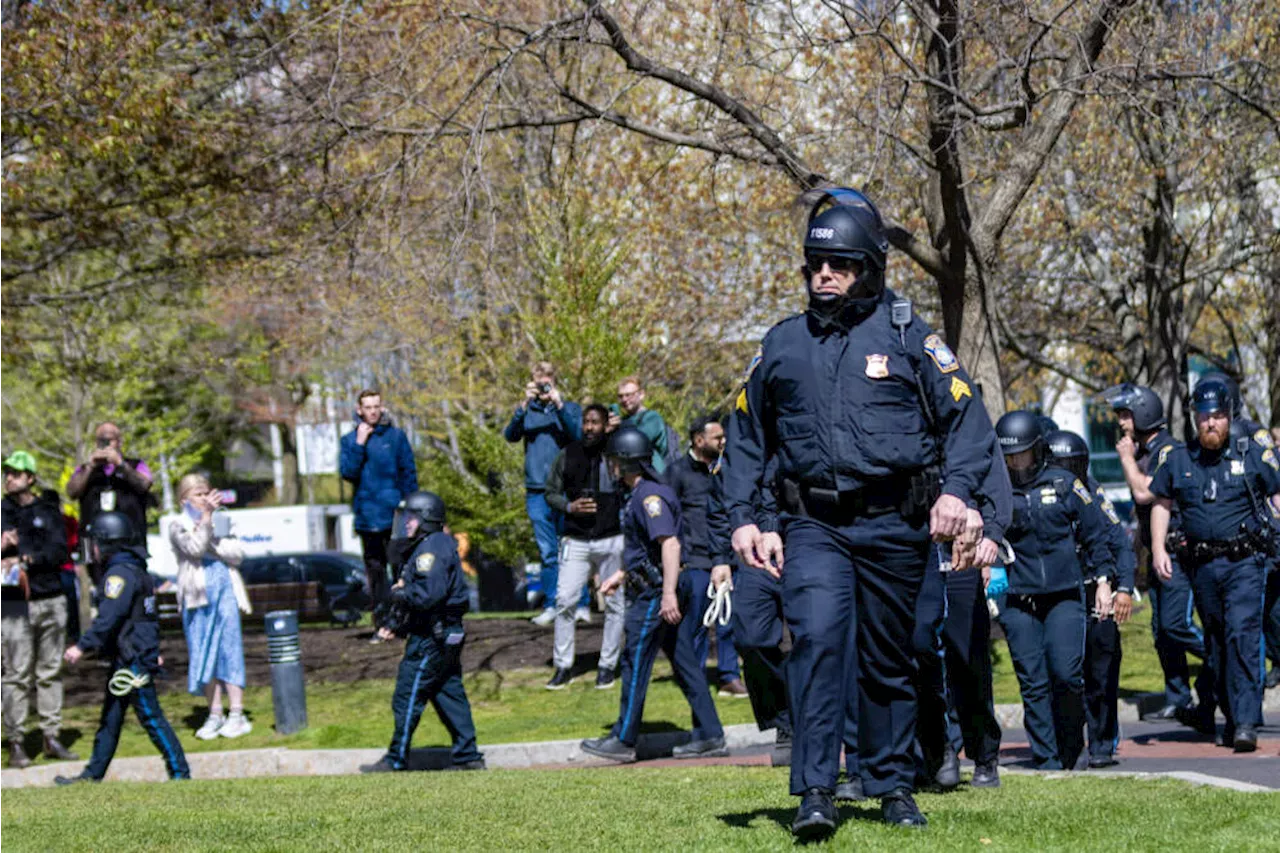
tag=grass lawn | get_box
[4,766,1278,852]
[21,660,760,766]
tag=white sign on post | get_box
[296,423,342,476]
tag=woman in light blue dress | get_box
[169,473,253,739]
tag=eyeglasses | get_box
[805,254,862,275]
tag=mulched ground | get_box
[62,617,597,707]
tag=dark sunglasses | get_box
[805,254,862,274]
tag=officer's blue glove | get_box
[986,566,1008,599]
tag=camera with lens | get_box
[538,382,553,394]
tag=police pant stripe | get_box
[134,682,187,776]
[621,598,660,743]
[399,650,434,759]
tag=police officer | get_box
[363,492,485,772]
[1047,430,1137,767]
[994,412,1117,771]
[1110,382,1210,725]
[723,192,997,836]
[581,428,726,763]
[1200,372,1280,692]
[1149,379,1280,752]
[55,512,190,785]
[914,430,1012,791]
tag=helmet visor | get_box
[391,507,422,540]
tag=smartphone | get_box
[217,489,237,505]
[608,404,621,416]
[580,489,595,501]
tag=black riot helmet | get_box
[1191,378,1232,418]
[87,511,138,559]
[1104,383,1166,433]
[1046,429,1090,482]
[1037,414,1060,435]
[606,427,654,478]
[392,491,447,539]
[996,410,1047,488]
[802,198,890,322]
[1197,371,1242,418]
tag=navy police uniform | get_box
[1137,430,1209,711]
[1234,418,1280,685]
[76,548,190,780]
[916,432,1011,779]
[381,531,483,770]
[998,467,1116,770]
[610,478,724,747]
[1150,439,1280,735]
[723,290,996,797]
[1083,479,1136,764]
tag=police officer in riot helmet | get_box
[1046,429,1137,767]
[995,412,1117,771]
[724,189,998,836]
[582,427,727,763]
[1149,379,1280,752]
[364,491,485,772]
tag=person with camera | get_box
[340,389,419,640]
[2,451,78,768]
[66,423,153,553]
[503,362,583,628]
[168,473,252,740]
[543,404,626,689]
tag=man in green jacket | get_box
[609,376,672,474]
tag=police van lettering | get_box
[923,334,959,374]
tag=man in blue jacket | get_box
[504,363,582,628]
[340,389,419,639]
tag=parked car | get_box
[238,551,369,624]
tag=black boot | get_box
[1233,725,1258,753]
[834,774,865,802]
[934,743,960,790]
[881,788,927,828]
[771,728,792,767]
[580,735,637,763]
[44,734,79,761]
[971,760,1001,788]
[791,788,838,840]
[8,741,31,770]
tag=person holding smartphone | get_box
[503,362,583,628]
[168,473,253,740]
[543,404,625,689]
[66,423,154,568]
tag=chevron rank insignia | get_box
[950,377,971,401]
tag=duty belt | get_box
[780,468,940,520]
[1185,535,1257,565]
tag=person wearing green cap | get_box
[3,450,78,768]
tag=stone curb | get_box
[993,685,1280,730]
[1,722,778,789]
[1000,766,1277,794]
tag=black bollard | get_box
[264,610,307,735]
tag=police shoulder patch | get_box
[104,575,126,599]
[1263,447,1279,471]
[923,334,959,374]
[1156,444,1172,471]
[1255,428,1275,450]
[643,494,664,518]
[736,346,763,413]
[416,553,436,575]
[1072,479,1093,504]
[1099,493,1121,525]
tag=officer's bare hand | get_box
[63,646,83,665]
[1,529,17,550]
[710,564,732,590]
[759,532,785,578]
[1095,579,1113,619]
[950,509,983,570]
[929,494,968,541]
[1116,435,1136,461]
[1152,550,1173,582]
[660,592,681,625]
[356,422,375,446]
[732,524,766,571]
[1114,591,1133,624]
[600,571,624,596]
[392,578,405,590]
[567,498,597,515]
[974,538,999,569]
[377,627,395,641]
